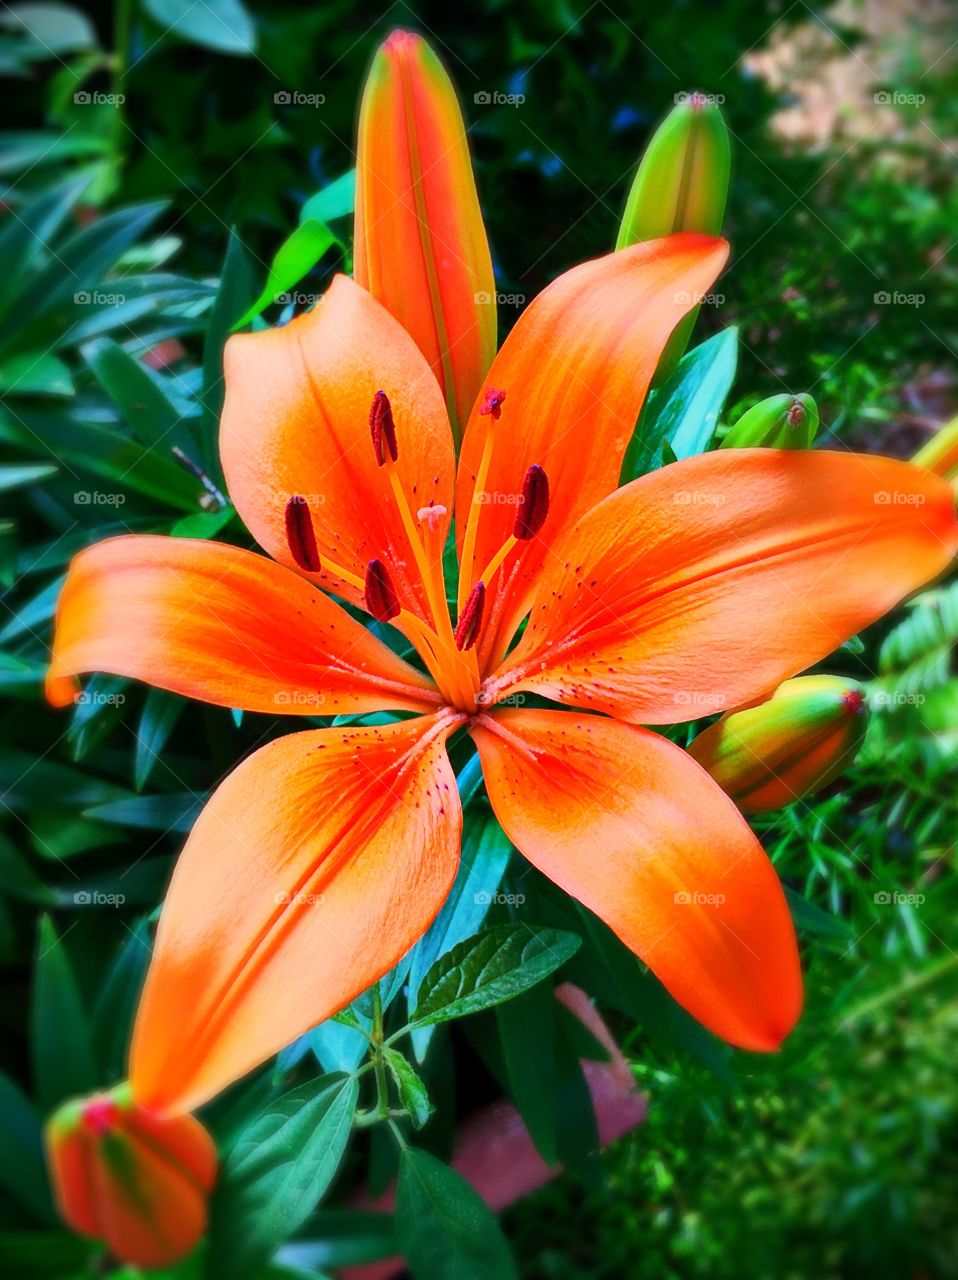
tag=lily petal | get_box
[221,274,455,624]
[130,713,462,1112]
[455,234,729,665]
[47,535,439,715]
[490,451,958,722]
[471,708,802,1051]
[355,30,496,441]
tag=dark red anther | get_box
[370,390,398,465]
[454,581,485,651]
[285,495,321,572]
[479,387,506,420]
[365,558,401,622]
[514,464,550,540]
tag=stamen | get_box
[479,387,506,419]
[370,390,398,465]
[365,558,401,622]
[454,581,485,651]
[514,464,550,540]
[285,495,321,572]
[417,503,448,534]
[82,1096,120,1136]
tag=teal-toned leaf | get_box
[143,0,256,54]
[234,220,340,330]
[0,1069,54,1222]
[383,1047,432,1130]
[0,829,57,905]
[396,1148,517,1280]
[92,918,151,1080]
[623,327,738,478]
[784,886,852,939]
[32,915,97,1110]
[0,4,97,54]
[277,1211,397,1271]
[300,171,356,224]
[0,175,91,321]
[84,791,203,831]
[412,925,581,1027]
[0,463,58,491]
[208,1073,358,1280]
[134,689,186,791]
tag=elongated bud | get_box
[912,412,958,480]
[722,393,819,450]
[455,581,485,650]
[617,94,730,382]
[355,30,496,444]
[365,558,401,621]
[688,676,867,814]
[370,389,398,465]
[45,1083,216,1268]
[514,464,550,539]
[285,495,322,571]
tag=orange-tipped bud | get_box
[688,675,867,814]
[912,413,958,480]
[355,30,496,444]
[45,1083,216,1268]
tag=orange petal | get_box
[355,30,496,441]
[455,234,729,666]
[471,708,802,1051]
[46,1086,216,1269]
[47,535,439,716]
[221,274,455,624]
[130,713,463,1112]
[490,450,958,721]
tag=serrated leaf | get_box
[412,924,581,1026]
[208,1073,358,1280]
[396,1148,517,1280]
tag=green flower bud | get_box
[722,393,819,449]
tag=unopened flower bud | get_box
[688,676,867,813]
[722,393,819,450]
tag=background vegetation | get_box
[1,1,956,1277]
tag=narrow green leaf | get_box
[396,1148,517,1280]
[32,916,97,1111]
[233,220,340,330]
[412,924,581,1027]
[86,337,194,456]
[0,1070,55,1222]
[134,689,185,791]
[300,171,356,224]
[496,984,558,1165]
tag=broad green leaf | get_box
[32,915,97,1110]
[208,1073,358,1280]
[496,984,558,1165]
[143,0,256,54]
[0,4,97,54]
[396,1148,517,1280]
[412,924,581,1026]
[383,1048,432,1130]
[234,220,340,330]
[623,326,738,479]
[300,171,356,224]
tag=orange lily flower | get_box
[355,30,496,443]
[48,235,957,1115]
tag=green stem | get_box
[371,983,389,1119]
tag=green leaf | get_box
[496,984,558,1164]
[0,829,57,904]
[134,689,185,791]
[0,352,73,396]
[412,924,581,1026]
[0,1069,54,1222]
[784,886,852,939]
[200,229,254,477]
[383,1047,432,1130]
[142,0,256,54]
[92,918,151,1080]
[0,463,58,491]
[396,1148,517,1280]
[85,337,194,456]
[31,915,97,1111]
[300,171,356,224]
[623,327,738,478]
[233,220,340,330]
[208,1073,358,1280]
[0,176,90,323]
[0,4,97,55]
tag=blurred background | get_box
[1,0,957,1277]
